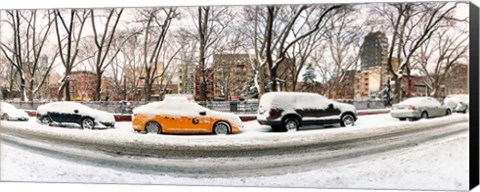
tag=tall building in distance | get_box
[360,31,388,70]
[355,31,392,100]
[176,63,197,95]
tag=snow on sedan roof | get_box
[37,101,114,122]
[398,97,440,107]
[1,102,17,111]
[445,94,469,103]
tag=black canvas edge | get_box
[470,1,480,191]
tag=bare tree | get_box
[414,22,468,97]
[316,6,362,98]
[0,10,28,101]
[88,8,124,100]
[373,2,462,102]
[136,8,178,101]
[54,9,90,101]
[108,27,145,101]
[196,6,232,101]
[248,5,342,95]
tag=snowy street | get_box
[0,113,470,190]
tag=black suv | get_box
[257,92,357,131]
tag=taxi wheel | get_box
[213,121,230,135]
[145,121,161,134]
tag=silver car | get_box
[391,97,452,121]
[443,94,469,113]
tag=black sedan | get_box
[36,102,115,129]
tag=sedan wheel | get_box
[2,113,9,121]
[421,111,429,119]
[145,121,161,134]
[213,121,230,135]
[81,118,95,129]
[340,114,355,127]
[40,116,52,125]
[446,109,452,116]
[284,118,299,132]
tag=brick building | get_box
[194,67,215,101]
[69,71,96,101]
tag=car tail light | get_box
[408,105,416,110]
[268,109,278,117]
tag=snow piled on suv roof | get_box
[259,92,330,110]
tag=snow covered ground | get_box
[0,113,471,191]
[1,122,469,191]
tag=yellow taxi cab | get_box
[132,101,243,135]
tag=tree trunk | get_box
[95,71,103,101]
[198,7,208,101]
[19,77,26,101]
[258,64,265,96]
[28,79,34,101]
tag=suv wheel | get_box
[340,114,355,127]
[283,117,299,132]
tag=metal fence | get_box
[5,99,385,114]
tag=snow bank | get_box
[1,114,469,151]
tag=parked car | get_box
[256,92,358,132]
[36,102,115,129]
[443,94,469,113]
[0,102,30,121]
[391,97,452,121]
[132,101,243,135]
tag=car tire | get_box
[81,118,95,129]
[446,109,452,116]
[213,121,230,135]
[283,117,300,132]
[40,116,52,126]
[145,121,161,134]
[2,113,9,121]
[421,111,429,119]
[340,114,355,127]
[399,118,406,121]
